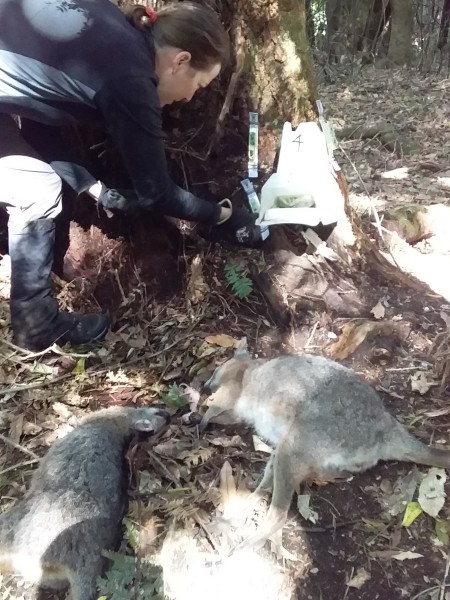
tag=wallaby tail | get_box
[406,446,450,470]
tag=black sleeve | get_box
[94,76,221,224]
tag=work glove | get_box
[97,187,136,212]
[88,183,138,217]
[199,199,263,248]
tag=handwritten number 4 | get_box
[292,134,303,151]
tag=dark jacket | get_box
[0,0,220,223]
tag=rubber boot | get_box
[9,218,110,350]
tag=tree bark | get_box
[358,0,391,56]
[387,0,413,65]
[438,0,450,49]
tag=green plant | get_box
[224,262,253,300]
[97,551,163,600]
[160,383,187,409]
[123,518,139,552]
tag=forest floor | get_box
[1,66,450,600]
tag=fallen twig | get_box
[0,432,39,460]
[0,337,95,360]
[411,584,450,600]
[293,519,358,533]
[0,458,39,477]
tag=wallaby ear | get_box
[234,336,250,358]
[134,418,155,433]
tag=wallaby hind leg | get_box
[240,454,275,514]
[226,455,275,526]
[233,449,310,552]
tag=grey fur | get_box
[201,354,450,550]
[0,405,169,599]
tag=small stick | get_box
[114,269,127,304]
[0,432,39,460]
[146,449,182,488]
[0,338,94,360]
[293,519,358,533]
[304,322,319,349]
[0,458,39,477]
[342,566,353,600]
[411,584,450,600]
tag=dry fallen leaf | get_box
[347,567,371,589]
[187,254,209,304]
[369,549,423,560]
[22,421,43,436]
[379,468,421,518]
[52,402,73,420]
[327,321,376,359]
[410,371,437,395]
[209,435,245,448]
[252,435,272,453]
[327,320,409,360]
[370,301,386,320]
[219,460,237,518]
[9,413,24,444]
[297,494,319,524]
[391,551,424,561]
[418,468,447,518]
[205,334,240,348]
[424,408,450,418]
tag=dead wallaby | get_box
[0,405,169,600]
[200,347,450,550]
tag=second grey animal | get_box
[201,352,450,549]
[0,405,169,600]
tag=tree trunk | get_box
[358,0,391,56]
[387,0,413,65]
[326,0,350,60]
[233,0,317,128]
[438,0,450,49]
[325,0,391,60]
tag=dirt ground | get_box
[1,67,450,600]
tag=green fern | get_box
[97,551,163,600]
[224,262,253,300]
[160,383,187,409]
[123,518,139,552]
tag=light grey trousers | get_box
[0,155,63,233]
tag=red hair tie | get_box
[144,6,158,23]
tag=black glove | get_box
[199,206,263,248]
[97,187,138,215]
